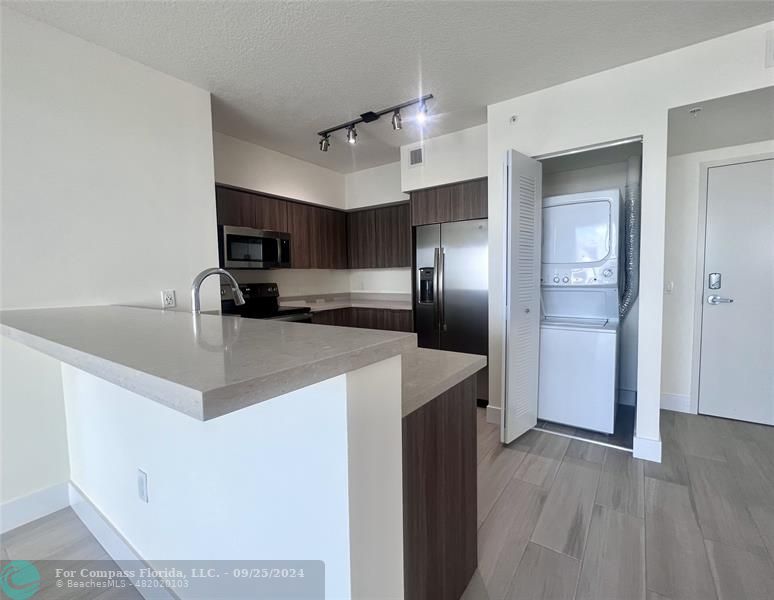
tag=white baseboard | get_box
[661,393,691,413]
[1,482,69,534]
[69,483,174,600]
[617,389,636,406]
[633,435,662,463]
[485,405,500,425]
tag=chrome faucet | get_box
[191,268,245,313]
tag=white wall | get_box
[487,22,774,450]
[400,124,487,191]
[0,8,219,503]
[214,131,346,209]
[662,140,774,409]
[64,366,353,597]
[345,162,408,209]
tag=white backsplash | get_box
[233,268,411,297]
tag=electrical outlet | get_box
[137,469,149,503]
[161,289,176,309]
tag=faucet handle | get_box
[233,286,246,306]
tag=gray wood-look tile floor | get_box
[466,408,774,600]
[0,508,143,599]
[3,409,773,600]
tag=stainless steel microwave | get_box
[218,226,291,269]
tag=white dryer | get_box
[537,189,622,434]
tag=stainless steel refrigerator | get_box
[414,219,488,355]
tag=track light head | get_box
[319,134,330,152]
[416,101,428,125]
[346,126,357,145]
[391,109,402,131]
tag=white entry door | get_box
[503,150,543,443]
[699,158,774,425]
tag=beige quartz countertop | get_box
[0,306,416,421]
[401,348,487,417]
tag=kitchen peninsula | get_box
[0,306,485,599]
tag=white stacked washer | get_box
[538,189,622,434]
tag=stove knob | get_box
[562,276,569,283]
[553,276,560,283]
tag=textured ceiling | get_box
[8,1,774,173]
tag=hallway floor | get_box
[467,409,774,600]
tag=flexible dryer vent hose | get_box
[620,156,642,320]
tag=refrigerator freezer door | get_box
[414,224,441,349]
[440,219,489,355]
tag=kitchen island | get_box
[1,306,485,600]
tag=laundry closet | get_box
[503,140,642,450]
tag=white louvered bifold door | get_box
[502,150,543,444]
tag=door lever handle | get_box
[707,295,734,305]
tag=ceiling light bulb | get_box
[416,101,428,125]
[347,126,357,144]
[319,134,330,152]
[391,110,402,131]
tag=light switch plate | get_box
[137,469,149,503]
[766,30,774,68]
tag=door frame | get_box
[689,152,774,415]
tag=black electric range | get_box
[221,282,312,323]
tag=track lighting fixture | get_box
[416,100,428,125]
[317,94,432,151]
[391,109,402,131]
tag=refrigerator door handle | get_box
[438,248,446,331]
[433,247,440,330]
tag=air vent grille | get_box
[409,147,424,166]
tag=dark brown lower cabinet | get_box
[310,307,412,332]
[403,375,478,600]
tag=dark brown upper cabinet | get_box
[374,204,411,268]
[215,184,407,270]
[348,203,411,269]
[347,208,376,269]
[216,187,257,228]
[286,200,313,269]
[317,207,348,269]
[410,177,487,226]
[215,186,287,232]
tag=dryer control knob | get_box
[562,276,569,283]
[553,276,560,283]
[603,269,613,278]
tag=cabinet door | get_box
[254,195,288,232]
[287,202,312,269]
[215,187,255,227]
[410,187,451,226]
[316,208,347,269]
[347,210,376,268]
[451,179,488,221]
[395,203,412,267]
[392,310,413,332]
[374,204,411,268]
[305,204,325,269]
